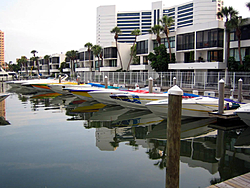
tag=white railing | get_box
[77,71,250,91]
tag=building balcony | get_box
[50,69,60,73]
[63,68,71,72]
[100,67,119,72]
[50,62,59,65]
[76,67,92,72]
[129,64,150,71]
[169,61,226,70]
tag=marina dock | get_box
[208,172,250,188]
[209,109,239,119]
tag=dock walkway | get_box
[208,172,250,187]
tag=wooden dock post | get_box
[173,77,176,86]
[149,77,153,93]
[166,85,183,188]
[105,76,108,89]
[77,75,80,85]
[238,78,243,103]
[218,79,225,114]
[59,75,61,83]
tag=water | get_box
[1,83,250,188]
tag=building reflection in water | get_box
[5,86,250,185]
[0,83,10,125]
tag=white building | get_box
[39,53,66,76]
[75,42,131,72]
[96,0,227,73]
[96,5,117,47]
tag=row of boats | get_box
[4,76,250,126]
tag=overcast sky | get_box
[0,0,249,63]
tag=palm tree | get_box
[149,25,164,45]
[44,55,50,76]
[31,50,39,75]
[247,2,250,10]
[110,26,123,70]
[160,15,175,61]
[217,6,238,65]
[84,42,93,70]
[127,29,141,71]
[17,56,28,74]
[228,16,247,65]
[65,50,78,77]
[92,45,102,71]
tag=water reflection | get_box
[4,84,250,186]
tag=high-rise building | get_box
[0,30,4,68]
[96,0,223,46]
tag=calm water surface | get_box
[0,83,250,188]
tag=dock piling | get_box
[238,78,243,103]
[77,75,80,85]
[105,76,108,89]
[149,77,153,93]
[59,75,61,83]
[166,85,183,188]
[173,77,176,86]
[218,79,225,114]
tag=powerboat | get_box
[0,93,9,102]
[109,92,198,110]
[64,83,121,101]
[110,92,169,110]
[7,74,69,89]
[146,96,241,119]
[234,103,250,126]
[88,89,148,105]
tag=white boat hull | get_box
[110,93,169,110]
[0,93,9,102]
[146,97,237,119]
[235,103,250,126]
[88,90,126,105]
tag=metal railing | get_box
[77,71,250,91]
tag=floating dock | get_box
[209,109,239,119]
[208,172,250,187]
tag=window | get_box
[230,48,249,61]
[109,59,117,67]
[178,8,193,15]
[178,3,193,11]
[178,12,193,18]
[207,50,223,62]
[118,13,140,16]
[143,56,148,65]
[136,40,148,54]
[79,52,84,61]
[177,33,194,51]
[142,12,151,15]
[104,47,117,58]
[196,29,224,49]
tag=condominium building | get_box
[20,53,66,77]
[75,42,131,73]
[0,30,4,68]
[96,0,223,46]
[39,53,65,76]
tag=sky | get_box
[0,0,249,63]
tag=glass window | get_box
[142,12,151,15]
[143,56,148,65]
[117,13,140,16]
[207,50,223,62]
[196,29,224,49]
[178,3,193,11]
[136,40,148,54]
[177,32,194,51]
